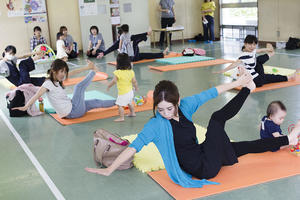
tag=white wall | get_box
[148,0,220,42]
[119,0,150,46]
[78,0,112,52]
[258,0,300,42]
[0,4,50,55]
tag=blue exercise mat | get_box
[36,90,115,114]
[155,56,215,65]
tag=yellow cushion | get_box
[224,65,295,78]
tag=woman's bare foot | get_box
[266,43,275,57]
[87,60,99,72]
[96,52,104,59]
[163,47,169,56]
[238,67,254,89]
[147,27,152,36]
[245,80,256,92]
[114,117,125,122]
[288,69,300,81]
[32,51,45,61]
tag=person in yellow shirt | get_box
[107,53,138,122]
[201,0,216,43]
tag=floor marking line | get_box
[275,52,300,57]
[0,109,65,200]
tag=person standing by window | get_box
[201,0,216,44]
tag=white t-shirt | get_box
[42,80,72,118]
[56,40,68,59]
[238,50,258,78]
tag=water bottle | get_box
[38,97,44,112]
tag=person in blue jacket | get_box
[85,68,300,188]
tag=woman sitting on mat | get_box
[13,59,115,119]
[0,45,46,87]
[85,68,300,188]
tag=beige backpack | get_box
[93,129,133,170]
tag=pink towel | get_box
[193,48,206,56]
[6,84,43,116]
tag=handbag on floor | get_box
[182,48,195,56]
[93,128,133,170]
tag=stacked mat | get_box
[224,65,295,78]
[155,55,215,65]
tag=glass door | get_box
[220,0,258,39]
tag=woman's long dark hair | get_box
[153,80,180,117]
[47,59,69,88]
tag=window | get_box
[220,0,258,39]
[222,0,257,3]
[222,7,257,26]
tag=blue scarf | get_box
[130,87,220,187]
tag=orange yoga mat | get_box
[148,148,300,200]
[63,72,108,86]
[50,91,153,125]
[148,59,233,72]
[107,52,182,66]
[235,79,300,93]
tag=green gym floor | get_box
[1,40,300,200]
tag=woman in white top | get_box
[13,59,115,119]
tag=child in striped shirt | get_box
[215,35,300,87]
